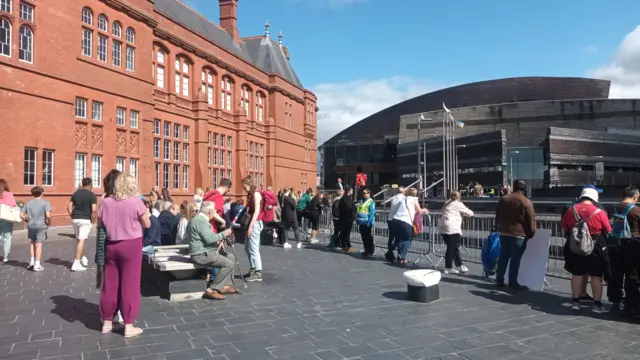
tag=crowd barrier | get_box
[315,209,570,279]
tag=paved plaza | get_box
[1,227,640,360]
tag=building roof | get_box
[154,0,303,87]
[322,77,611,145]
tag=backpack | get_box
[611,204,635,239]
[568,206,601,256]
[260,190,278,222]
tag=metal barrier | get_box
[317,209,570,279]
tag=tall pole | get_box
[509,156,513,186]
[417,120,422,190]
[442,111,447,198]
[451,119,457,192]
[423,143,427,201]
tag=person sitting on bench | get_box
[188,201,238,300]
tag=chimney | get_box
[219,0,239,43]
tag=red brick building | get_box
[0,0,317,223]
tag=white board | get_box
[505,229,551,292]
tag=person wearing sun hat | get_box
[561,186,612,313]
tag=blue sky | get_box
[184,0,640,144]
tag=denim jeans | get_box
[245,221,263,271]
[496,235,527,285]
[0,220,13,258]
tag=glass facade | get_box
[507,147,546,189]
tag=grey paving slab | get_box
[1,231,639,360]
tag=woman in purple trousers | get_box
[98,173,150,337]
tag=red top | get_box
[203,190,224,232]
[561,202,611,236]
[356,173,367,187]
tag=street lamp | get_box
[509,150,520,186]
[455,144,466,190]
[416,114,432,189]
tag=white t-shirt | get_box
[176,217,189,244]
[390,194,418,225]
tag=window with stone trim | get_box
[240,86,251,118]
[0,0,12,14]
[255,92,264,122]
[0,18,10,57]
[201,68,215,105]
[97,14,108,32]
[175,56,190,97]
[220,76,233,112]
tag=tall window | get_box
[183,144,189,162]
[129,110,139,129]
[155,163,160,187]
[173,124,180,138]
[112,21,121,38]
[164,121,170,137]
[0,0,12,13]
[125,27,135,43]
[256,93,264,122]
[173,142,179,161]
[97,14,108,32]
[112,40,121,67]
[75,98,87,118]
[92,101,102,121]
[125,45,135,71]
[116,107,125,126]
[220,77,232,111]
[97,34,107,62]
[129,159,138,182]
[175,57,189,97]
[240,86,251,118]
[183,166,189,189]
[163,164,170,189]
[173,164,179,189]
[115,157,125,172]
[20,3,33,22]
[81,7,93,26]
[0,19,10,57]
[201,69,214,105]
[163,140,170,160]
[153,119,160,134]
[91,155,102,187]
[183,126,189,140]
[156,50,165,88]
[74,153,86,187]
[153,139,160,158]
[23,148,36,186]
[82,28,92,57]
[17,25,32,63]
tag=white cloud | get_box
[590,26,640,98]
[311,76,441,146]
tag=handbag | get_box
[237,209,252,230]
[404,199,421,237]
[0,204,22,223]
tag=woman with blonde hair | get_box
[98,173,150,337]
[176,201,198,244]
[438,190,474,274]
[385,187,428,264]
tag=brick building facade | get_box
[0,0,317,224]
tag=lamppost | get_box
[416,114,432,189]
[455,144,466,191]
[509,150,520,186]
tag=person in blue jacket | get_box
[356,189,376,257]
[142,199,161,253]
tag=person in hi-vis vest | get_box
[356,189,376,256]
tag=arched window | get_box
[126,27,134,43]
[220,77,233,112]
[97,14,108,32]
[155,48,165,88]
[0,0,11,14]
[240,86,251,118]
[255,93,265,122]
[201,68,215,105]
[18,25,32,63]
[81,7,92,25]
[0,18,10,57]
[112,21,121,38]
[175,56,190,97]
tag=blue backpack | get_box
[611,204,635,239]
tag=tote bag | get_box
[0,204,22,223]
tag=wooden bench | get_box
[142,245,208,302]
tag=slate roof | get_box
[154,0,303,88]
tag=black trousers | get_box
[622,240,640,312]
[338,220,353,249]
[332,220,341,247]
[360,225,374,255]
[607,243,625,304]
[442,233,463,268]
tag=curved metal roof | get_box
[323,77,610,145]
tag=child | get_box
[21,186,52,271]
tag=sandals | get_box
[101,321,113,334]
[124,327,144,338]
[219,286,241,295]
[203,290,225,300]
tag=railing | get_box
[316,209,569,279]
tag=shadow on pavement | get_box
[3,260,30,269]
[50,295,102,331]
[45,257,73,269]
[382,291,410,301]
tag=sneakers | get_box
[80,256,89,267]
[444,268,459,274]
[71,262,86,272]
[384,252,396,263]
[245,271,263,282]
[33,264,44,272]
[244,269,255,278]
[27,263,34,270]
[283,242,292,249]
[309,238,319,244]
[593,304,608,314]
[457,265,469,273]
[296,242,303,249]
[571,301,580,311]
[2,256,8,263]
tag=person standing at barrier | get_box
[280,188,303,249]
[356,189,376,257]
[338,186,356,254]
[385,188,428,264]
[330,190,344,250]
[385,187,405,259]
[296,188,313,234]
[561,187,611,313]
[438,191,474,274]
[495,180,536,291]
[306,192,325,244]
[609,186,640,314]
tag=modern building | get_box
[0,0,317,223]
[320,76,640,195]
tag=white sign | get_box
[505,229,551,292]
[595,162,604,181]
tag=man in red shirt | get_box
[560,187,611,313]
[203,179,231,233]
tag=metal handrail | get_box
[382,177,422,205]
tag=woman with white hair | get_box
[188,201,236,300]
[438,191,474,274]
[561,187,611,313]
[98,173,151,337]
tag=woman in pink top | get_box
[98,173,150,338]
[0,179,17,263]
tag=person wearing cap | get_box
[494,180,536,291]
[561,187,611,313]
